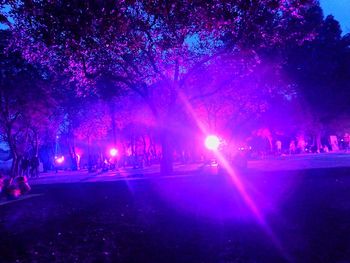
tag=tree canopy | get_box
[2,0,348,174]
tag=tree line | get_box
[0,0,349,176]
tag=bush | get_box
[0,175,31,200]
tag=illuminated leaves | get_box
[6,0,318,95]
[74,100,111,142]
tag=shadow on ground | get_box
[1,168,350,263]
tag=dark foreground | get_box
[1,168,350,263]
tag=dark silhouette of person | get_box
[30,156,40,178]
[20,156,29,177]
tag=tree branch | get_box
[189,86,223,102]
[180,49,226,86]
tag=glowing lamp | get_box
[55,156,65,164]
[109,148,118,157]
[205,135,220,151]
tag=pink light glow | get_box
[109,148,118,157]
[177,91,289,260]
[55,156,65,164]
[204,135,220,151]
[75,148,83,156]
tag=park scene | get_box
[1,1,350,262]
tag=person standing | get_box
[30,156,40,178]
[275,140,282,155]
[20,156,29,177]
[289,140,296,155]
[344,133,350,152]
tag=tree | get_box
[74,99,111,171]
[0,30,57,176]
[5,0,319,173]
[284,11,350,150]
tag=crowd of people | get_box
[18,155,40,178]
[274,134,349,157]
[239,132,350,160]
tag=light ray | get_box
[177,91,292,262]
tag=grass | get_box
[1,168,350,262]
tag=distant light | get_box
[205,135,220,151]
[109,148,118,157]
[55,156,65,164]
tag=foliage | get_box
[0,30,58,175]
[5,0,318,104]
[74,100,112,142]
[0,0,333,171]
[284,12,350,134]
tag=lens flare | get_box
[205,135,220,151]
[109,148,118,157]
[176,91,291,261]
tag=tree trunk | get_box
[316,132,322,153]
[142,135,149,166]
[160,130,173,175]
[87,136,93,172]
[34,131,39,157]
[7,129,19,178]
[110,105,117,147]
[66,125,78,171]
[68,138,78,171]
[131,134,137,169]
[143,96,175,174]
[10,155,19,178]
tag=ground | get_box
[1,155,350,262]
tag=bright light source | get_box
[109,148,118,157]
[55,156,65,164]
[204,135,220,151]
